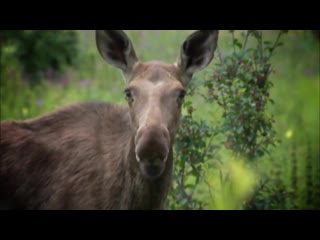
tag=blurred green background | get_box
[0,30,319,209]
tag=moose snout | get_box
[135,124,170,179]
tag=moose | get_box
[0,30,219,210]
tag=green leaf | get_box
[233,39,242,49]
[236,126,244,134]
[277,42,284,47]
[185,184,194,189]
[184,101,192,107]
[263,41,272,46]
[207,82,213,88]
[204,69,213,75]
[256,149,265,157]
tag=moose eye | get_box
[177,90,186,103]
[124,89,133,102]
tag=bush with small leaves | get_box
[167,30,287,210]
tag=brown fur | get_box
[0,103,172,209]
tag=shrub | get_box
[1,30,79,84]
[167,30,287,210]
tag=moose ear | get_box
[96,30,138,74]
[176,30,219,86]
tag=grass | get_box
[1,30,319,209]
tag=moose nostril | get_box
[135,144,169,163]
[138,159,166,179]
[146,165,159,177]
[147,160,163,167]
[136,154,167,164]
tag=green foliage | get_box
[207,31,288,160]
[166,99,216,209]
[1,30,79,84]
[167,30,288,210]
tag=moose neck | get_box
[120,133,173,210]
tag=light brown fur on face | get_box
[127,61,185,135]
[126,61,185,179]
[0,30,219,209]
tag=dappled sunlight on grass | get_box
[285,129,293,139]
[205,158,258,210]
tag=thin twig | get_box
[260,31,264,63]
[242,30,250,50]
[203,177,215,206]
[267,31,283,60]
[231,31,236,53]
